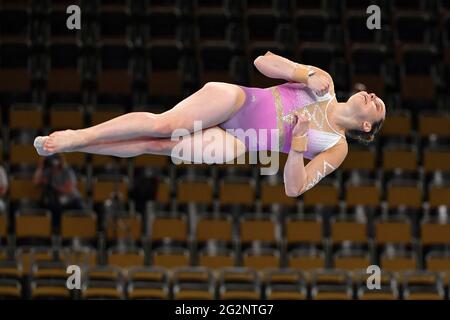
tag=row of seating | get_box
[3,8,450,42]
[1,209,450,247]
[0,263,448,300]
[2,170,449,208]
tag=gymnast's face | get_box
[347,91,386,132]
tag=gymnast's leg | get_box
[69,127,247,164]
[35,82,246,155]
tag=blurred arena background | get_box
[0,0,450,300]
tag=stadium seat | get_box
[286,214,323,247]
[386,179,422,209]
[219,178,255,206]
[349,44,388,95]
[151,246,190,269]
[15,209,52,245]
[333,246,371,271]
[0,40,30,93]
[9,142,40,168]
[47,40,81,94]
[97,40,132,95]
[177,179,214,205]
[107,247,145,269]
[375,216,412,246]
[296,12,330,43]
[331,218,368,245]
[421,218,450,247]
[423,146,450,173]
[30,279,71,300]
[342,147,376,172]
[394,12,435,45]
[196,214,233,245]
[49,105,85,130]
[419,112,450,138]
[345,183,380,207]
[239,215,278,247]
[16,247,54,276]
[380,245,418,273]
[403,271,445,300]
[382,144,418,174]
[356,271,399,300]
[92,174,129,203]
[61,210,97,244]
[30,260,68,281]
[218,268,261,299]
[0,260,23,280]
[0,279,22,299]
[265,269,307,300]
[242,247,281,271]
[60,246,97,267]
[288,247,326,271]
[9,104,43,130]
[147,41,184,98]
[85,266,123,282]
[379,110,412,138]
[198,245,236,269]
[106,213,142,243]
[150,214,188,245]
[260,180,297,207]
[127,266,170,299]
[399,45,437,102]
[89,105,125,126]
[311,270,353,300]
[82,280,124,299]
[426,250,450,272]
[172,267,215,299]
[303,183,339,208]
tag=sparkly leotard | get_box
[219,82,346,159]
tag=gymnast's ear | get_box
[264,51,274,56]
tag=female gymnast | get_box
[34,51,385,197]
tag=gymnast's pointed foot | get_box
[33,136,52,156]
[36,129,87,155]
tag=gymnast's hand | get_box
[292,113,310,137]
[307,73,331,97]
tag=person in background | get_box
[33,154,85,230]
[0,164,8,213]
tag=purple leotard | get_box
[219,82,325,154]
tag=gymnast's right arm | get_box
[253,51,332,95]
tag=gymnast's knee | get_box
[202,81,242,108]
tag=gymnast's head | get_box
[345,90,386,145]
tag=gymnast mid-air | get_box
[34,51,386,197]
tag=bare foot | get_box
[42,129,87,154]
[33,136,52,156]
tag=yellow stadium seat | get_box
[177,180,213,205]
[61,211,97,242]
[107,247,145,269]
[219,180,255,205]
[49,105,84,129]
[106,214,142,242]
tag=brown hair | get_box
[346,118,385,145]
